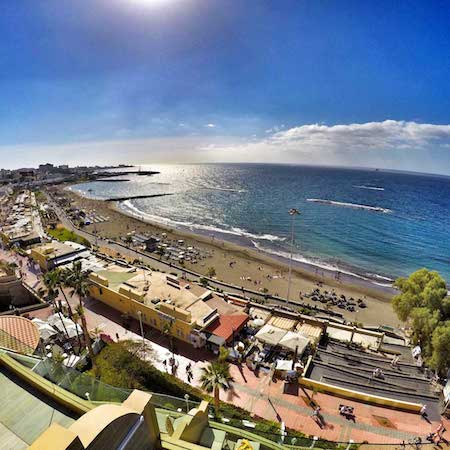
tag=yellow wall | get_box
[89,281,195,343]
[299,376,422,412]
[30,248,50,271]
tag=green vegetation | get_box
[156,246,165,259]
[206,266,216,277]
[41,269,81,352]
[48,226,91,247]
[393,268,450,375]
[91,341,327,445]
[34,190,46,202]
[199,360,234,413]
[90,340,203,400]
[64,261,96,365]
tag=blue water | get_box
[70,164,450,283]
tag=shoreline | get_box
[57,184,402,328]
[114,198,397,300]
[68,182,397,292]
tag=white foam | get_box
[190,182,246,193]
[251,240,371,281]
[119,201,285,242]
[307,198,391,213]
[230,227,285,242]
[366,273,394,282]
[353,185,385,191]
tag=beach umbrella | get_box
[32,318,57,341]
[278,331,309,355]
[255,324,287,346]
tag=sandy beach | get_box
[56,186,402,328]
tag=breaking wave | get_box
[307,198,391,213]
[354,185,385,191]
[119,200,284,242]
[250,240,376,282]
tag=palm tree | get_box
[156,246,165,260]
[199,361,234,414]
[42,270,73,350]
[63,261,95,364]
[51,269,82,352]
[162,321,176,369]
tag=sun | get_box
[131,0,172,4]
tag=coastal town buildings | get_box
[0,261,38,312]
[88,263,247,348]
[0,191,43,248]
[30,241,88,271]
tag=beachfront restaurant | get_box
[204,313,249,354]
[252,323,311,373]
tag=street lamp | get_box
[137,311,145,348]
[184,393,190,412]
[286,208,300,303]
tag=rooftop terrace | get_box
[308,341,442,420]
[95,267,218,325]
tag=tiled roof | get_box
[0,315,40,353]
[206,314,248,342]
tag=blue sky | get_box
[1,0,450,173]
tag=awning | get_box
[207,334,226,347]
[47,314,82,339]
[255,324,287,347]
[205,314,249,343]
[31,318,57,341]
[278,331,310,354]
[275,359,293,371]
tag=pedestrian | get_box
[390,355,400,368]
[420,404,427,419]
[312,406,324,427]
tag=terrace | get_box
[307,341,442,420]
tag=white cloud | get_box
[269,120,450,151]
[3,120,450,174]
[196,120,450,174]
[206,123,216,128]
[211,120,450,156]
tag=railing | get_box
[21,356,433,449]
[32,358,132,403]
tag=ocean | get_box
[69,164,450,285]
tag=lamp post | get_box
[286,208,300,303]
[137,311,145,348]
[184,393,190,413]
